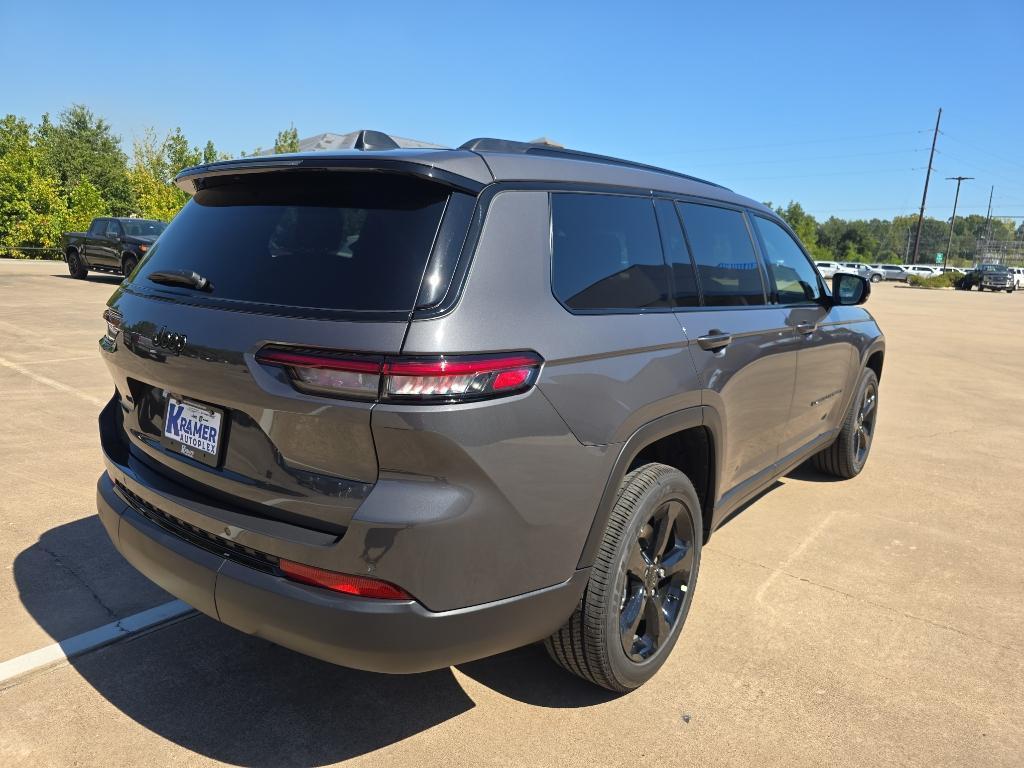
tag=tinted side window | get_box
[552,193,669,310]
[105,220,122,237]
[753,216,822,304]
[676,203,764,306]
[89,219,106,235]
[654,199,699,307]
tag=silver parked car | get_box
[843,262,885,282]
[871,264,910,281]
[95,131,885,692]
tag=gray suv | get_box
[96,132,884,692]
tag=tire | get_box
[66,250,88,279]
[870,274,882,283]
[811,368,879,479]
[121,254,138,278]
[545,463,702,692]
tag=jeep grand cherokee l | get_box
[96,131,884,691]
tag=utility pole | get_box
[984,185,994,240]
[945,175,973,264]
[911,108,942,264]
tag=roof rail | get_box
[458,137,727,190]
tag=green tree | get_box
[201,140,230,164]
[128,129,190,221]
[65,179,107,233]
[164,127,201,177]
[273,124,299,154]
[35,105,132,215]
[0,114,69,254]
[771,201,829,259]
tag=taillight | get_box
[279,560,412,600]
[103,308,122,341]
[254,348,383,400]
[256,347,542,403]
[382,353,542,401]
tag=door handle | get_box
[697,330,732,351]
[795,322,817,335]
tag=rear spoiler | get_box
[174,155,487,196]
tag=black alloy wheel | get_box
[545,463,702,692]
[853,378,878,467]
[620,499,696,661]
[811,367,880,479]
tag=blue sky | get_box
[3,0,1022,222]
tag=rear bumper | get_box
[97,471,588,673]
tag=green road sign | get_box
[935,253,944,263]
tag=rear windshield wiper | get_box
[147,270,214,292]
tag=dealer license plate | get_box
[163,396,224,467]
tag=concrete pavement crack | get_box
[35,544,118,622]
[711,549,1023,656]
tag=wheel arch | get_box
[120,250,139,270]
[576,406,722,570]
[864,343,885,382]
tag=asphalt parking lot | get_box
[0,258,1021,767]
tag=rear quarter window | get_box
[551,193,670,311]
[132,173,450,312]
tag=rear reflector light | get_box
[279,560,412,600]
[103,308,122,341]
[256,347,542,403]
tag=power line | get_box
[728,167,926,182]
[658,128,931,156]
[685,147,929,170]
[933,149,1024,193]
[806,208,1024,219]
[940,132,1024,173]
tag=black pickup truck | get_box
[62,217,167,279]
[955,263,1016,293]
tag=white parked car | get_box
[870,264,910,282]
[1010,267,1024,289]
[814,261,859,280]
[905,265,942,279]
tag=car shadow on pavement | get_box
[713,480,785,532]
[15,517,612,766]
[784,463,845,483]
[51,273,124,285]
[456,642,618,707]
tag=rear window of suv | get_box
[133,173,449,312]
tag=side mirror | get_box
[832,272,870,306]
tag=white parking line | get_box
[0,600,195,686]
[0,354,105,406]
[17,355,101,366]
